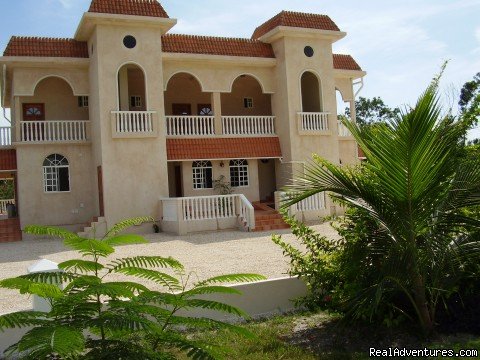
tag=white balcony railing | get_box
[338,120,353,137]
[182,195,237,221]
[20,121,89,142]
[294,192,326,211]
[0,199,15,215]
[165,116,215,137]
[222,116,276,136]
[298,112,330,132]
[0,127,11,146]
[112,111,156,137]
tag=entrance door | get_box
[174,165,183,197]
[197,104,213,115]
[22,104,45,141]
[97,166,105,217]
[172,104,192,115]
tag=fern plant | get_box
[0,217,265,359]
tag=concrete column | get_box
[27,259,62,312]
[14,97,21,142]
[212,92,222,135]
[349,100,357,124]
[118,67,129,111]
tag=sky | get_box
[0,0,479,138]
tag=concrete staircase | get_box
[78,217,107,239]
[253,202,290,232]
[0,218,22,243]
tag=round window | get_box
[123,35,137,49]
[304,46,314,57]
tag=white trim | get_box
[168,156,280,162]
[116,61,148,111]
[164,71,205,92]
[299,69,324,112]
[228,73,269,94]
[31,75,79,97]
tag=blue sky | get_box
[1,0,479,137]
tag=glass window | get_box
[229,159,249,187]
[43,154,70,192]
[192,161,213,189]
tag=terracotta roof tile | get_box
[167,137,282,161]
[162,34,275,58]
[333,54,362,71]
[88,0,169,18]
[3,37,88,58]
[252,11,340,39]
[0,149,16,171]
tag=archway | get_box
[164,72,211,116]
[117,63,146,111]
[301,71,323,112]
[221,75,272,116]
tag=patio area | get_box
[0,223,339,315]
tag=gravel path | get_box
[0,223,339,315]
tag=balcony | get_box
[297,112,331,135]
[111,111,158,139]
[20,121,90,143]
[222,116,275,136]
[338,120,353,138]
[165,116,215,137]
[0,127,12,147]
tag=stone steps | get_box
[0,218,22,243]
[253,201,290,232]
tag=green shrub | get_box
[0,218,265,359]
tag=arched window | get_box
[192,161,213,189]
[301,71,323,112]
[229,159,249,187]
[43,154,70,192]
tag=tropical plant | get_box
[213,175,233,195]
[0,179,14,200]
[459,72,480,127]
[0,217,265,359]
[281,77,480,334]
[345,96,400,127]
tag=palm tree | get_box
[283,81,480,334]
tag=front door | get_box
[22,103,45,121]
[174,165,183,197]
[172,104,192,115]
[22,104,45,141]
[197,104,213,116]
[97,166,105,217]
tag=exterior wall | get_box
[180,159,260,202]
[16,144,95,230]
[164,73,211,115]
[339,139,359,166]
[18,77,89,121]
[221,76,272,116]
[91,23,169,227]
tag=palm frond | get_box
[0,278,64,299]
[0,311,47,331]
[63,238,115,258]
[103,217,154,239]
[104,234,149,246]
[196,274,265,287]
[23,225,79,241]
[58,259,104,273]
[107,256,184,272]
[113,267,181,290]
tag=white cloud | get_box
[57,0,75,8]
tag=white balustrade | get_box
[0,199,15,215]
[338,120,352,137]
[166,116,215,136]
[222,116,276,136]
[113,111,155,134]
[182,195,236,221]
[298,112,330,132]
[295,192,326,211]
[20,121,89,142]
[0,127,11,146]
[238,194,255,231]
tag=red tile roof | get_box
[0,150,16,171]
[88,0,169,18]
[3,37,88,58]
[162,34,275,58]
[167,137,282,161]
[252,11,340,39]
[333,54,362,71]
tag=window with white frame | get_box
[243,97,253,109]
[77,96,89,108]
[192,161,213,189]
[229,159,249,187]
[130,95,142,108]
[43,154,70,192]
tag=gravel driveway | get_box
[0,223,339,315]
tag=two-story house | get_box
[0,0,365,240]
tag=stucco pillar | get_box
[14,97,21,142]
[349,100,357,124]
[212,92,222,135]
[118,67,129,111]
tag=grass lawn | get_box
[177,311,480,359]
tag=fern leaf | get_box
[154,332,222,360]
[167,315,255,339]
[113,267,180,290]
[0,278,63,299]
[20,271,77,284]
[58,259,104,273]
[104,217,154,238]
[196,273,266,287]
[64,238,115,257]
[104,234,148,247]
[23,225,79,241]
[183,285,242,297]
[182,298,249,318]
[0,311,47,331]
[107,256,184,271]
[9,326,85,359]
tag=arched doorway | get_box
[301,71,323,112]
[117,63,146,111]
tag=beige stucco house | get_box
[0,0,365,240]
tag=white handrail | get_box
[20,121,89,142]
[222,116,275,136]
[112,111,156,133]
[166,116,215,136]
[338,120,352,137]
[0,199,15,215]
[0,127,11,146]
[277,191,326,213]
[298,112,329,131]
[238,194,255,231]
